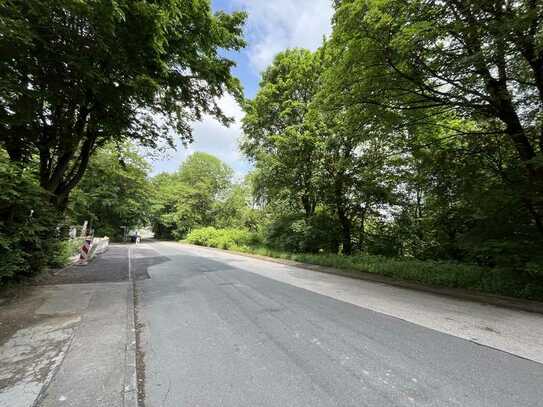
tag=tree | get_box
[241,49,323,217]
[0,149,63,280]
[214,183,261,231]
[149,172,182,240]
[151,152,233,239]
[177,152,233,196]
[69,143,151,239]
[307,98,395,255]
[242,45,396,255]
[0,0,246,207]
[330,0,543,234]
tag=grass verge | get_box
[183,240,543,302]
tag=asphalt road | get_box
[134,242,543,407]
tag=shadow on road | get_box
[34,244,170,285]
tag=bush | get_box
[0,155,65,283]
[186,227,259,250]
[48,238,84,268]
[265,213,340,253]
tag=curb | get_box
[178,243,543,315]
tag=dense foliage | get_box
[186,227,256,250]
[240,1,543,277]
[0,150,65,281]
[150,152,259,240]
[0,0,245,280]
[330,0,543,235]
[70,143,152,240]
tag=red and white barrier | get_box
[78,238,93,265]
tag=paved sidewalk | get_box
[0,245,137,407]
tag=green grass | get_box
[183,233,543,301]
[48,238,84,269]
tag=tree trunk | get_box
[332,175,353,255]
[337,205,352,255]
[38,132,97,212]
[357,207,366,252]
[52,192,70,213]
[301,194,316,218]
[486,79,543,236]
[501,115,543,236]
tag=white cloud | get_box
[151,1,334,176]
[150,94,249,178]
[235,0,334,71]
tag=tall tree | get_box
[241,49,323,217]
[69,143,151,239]
[151,152,233,239]
[330,0,543,234]
[307,99,394,255]
[0,0,245,207]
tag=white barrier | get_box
[90,237,110,257]
[77,237,109,266]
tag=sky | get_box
[150,0,334,177]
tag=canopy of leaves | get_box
[241,49,323,217]
[150,152,258,240]
[329,0,543,232]
[0,0,246,205]
[69,143,152,239]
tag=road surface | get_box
[134,241,543,407]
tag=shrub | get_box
[48,238,83,268]
[265,213,340,253]
[186,227,259,250]
[0,156,65,283]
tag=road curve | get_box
[134,241,543,407]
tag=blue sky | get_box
[150,0,334,177]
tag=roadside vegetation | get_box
[186,228,543,301]
[1,0,543,300]
[169,1,543,301]
[0,0,245,283]
[186,227,256,250]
